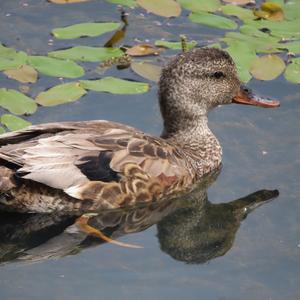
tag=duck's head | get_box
[159,48,279,135]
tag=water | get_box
[0,1,299,299]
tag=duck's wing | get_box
[0,121,192,203]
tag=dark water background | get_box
[0,1,299,299]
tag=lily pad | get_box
[131,61,161,82]
[222,0,254,4]
[189,12,238,30]
[49,46,123,62]
[177,0,221,13]
[49,0,91,3]
[284,61,300,84]
[80,77,149,94]
[126,44,164,56]
[226,42,257,83]
[52,22,120,39]
[105,0,137,7]
[4,64,38,83]
[0,50,28,71]
[245,19,300,39]
[0,127,6,134]
[283,1,300,21]
[0,88,37,115]
[254,2,284,21]
[250,55,285,80]
[137,0,181,17]
[27,56,85,78]
[1,114,31,131]
[221,5,255,21]
[155,40,197,49]
[277,41,300,53]
[36,82,87,106]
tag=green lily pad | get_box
[284,61,300,84]
[27,56,85,78]
[36,82,87,106]
[105,0,137,7]
[245,19,300,39]
[205,43,222,49]
[48,46,124,62]
[52,22,120,39]
[137,0,181,17]
[226,42,257,83]
[221,5,255,21]
[189,11,238,30]
[0,126,6,134]
[283,1,300,21]
[80,77,149,94]
[1,114,31,131]
[277,41,300,54]
[131,61,161,82]
[250,55,285,81]
[177,0,221,13]
[222,31,281,53]
[154,40,197,50]
[0,88,37,115]
[0,50,28,71]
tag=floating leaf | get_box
[250,55,285,80]
[277,41,300,54]
[221,5,255,21]
[253,2,284,21]
[284,61,300,84]
[105,0,137,7]
[80,77,149,94]
[137,0,181,17]
[36,82,87,106]
[226,42,257,83]
[49,46,123,62]
[177,0,221,13]
[27,56,84,78]
[222,31,280,53]
[52,22,120,39]
[4,65,38,83]
[222,0,255,5]
[0,127,6,134]
[245,19,300,39]
[283,1,300,21]
[155,40,197,49]
[0,88,37,115]
[49,0,91,3]
[1,114,31,131]
[189,12,238,30]
[0,50,28,71]
[205,43,222,49]
[126,44,164,56]
[131,61,161,82]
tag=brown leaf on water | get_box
[4,65,38,83]
[222,0,255,5]
[48,0,90,3]
[137,0,181,17]
[126,44,165,56]
[254,2,284,21]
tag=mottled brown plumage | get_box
[0,48,277,213]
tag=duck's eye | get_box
[212,71,225,79]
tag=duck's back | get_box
[0,121,194,213]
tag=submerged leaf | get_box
[126,44,164,56]
[80,77,149,94]
[177,0,221,13]
[0,88,37,115]
[4,65,38,83]
[155,40,197,49]
[36,82,87,106]
[27,56,85,78]
[49,46,123,62]
[131,61,161,82]
[137,0,181,17]
[1,114,31,131]
[250,55,285,80]
[52,22,120,39]
[189,12,238,30]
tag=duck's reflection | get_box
[0,171,278,265]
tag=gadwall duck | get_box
[0,48,279,213]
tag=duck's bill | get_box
[232,86,280,108]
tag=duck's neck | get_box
[161,115,222,177]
